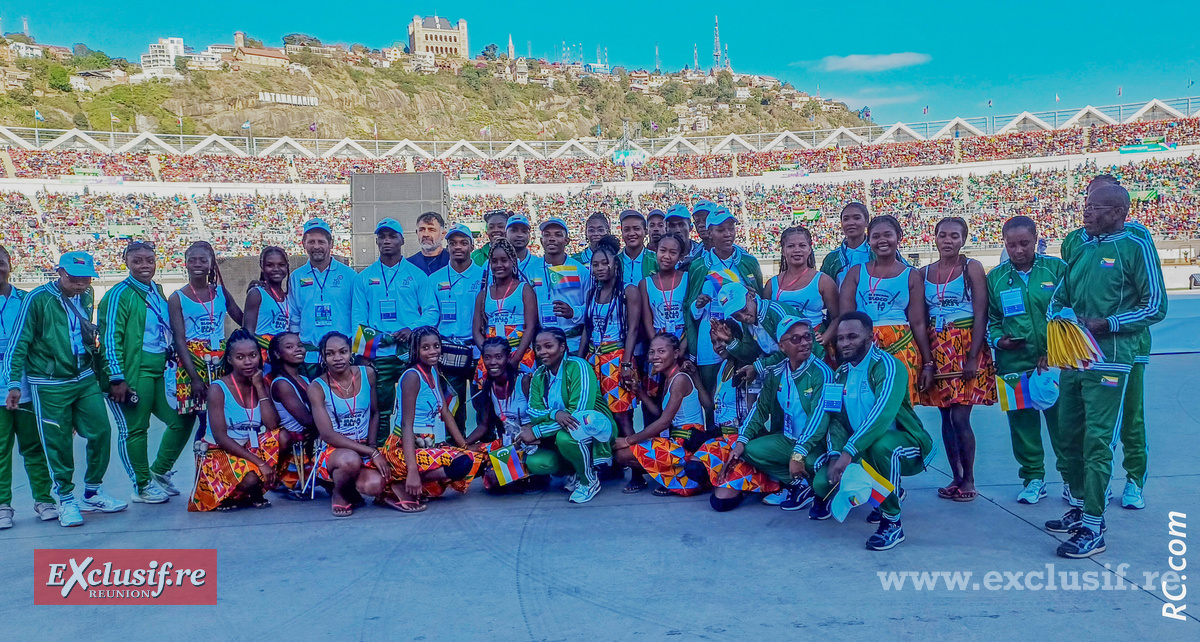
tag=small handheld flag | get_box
[547,263,582,288]
[706,268,741,289]
[352,325,380,360]
[488,444,529,486]
[996,373,1033,412]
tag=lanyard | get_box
[592,289,618,342]
[228,377,259,426]
[329,368,360,431]
[934,257,964,309]
[711,249,736,271]
[416,364,443,413]
[0,291,13,339]
[493,379,512,423]
[491,279,519,326]
[266,284,290,326]
[777,267,811,299]
[866,265,884,299]
[657,271,681,325]
[380,261,402,297]
[310,265,332,301]
[446,263,470,292]
[189,284,216,330]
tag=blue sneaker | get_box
[808,497,832,520]
[1017,479,1048,504]
[866,518,905,551]
[866,488,906,524]
[1045,507,1082,533]
[58,502,84,527]
[780,484,814,511]
[761,489,789,506]
[1056,526,1106,559]
[568,481,601,504]
[80,489,128,513]
[1120,481,1145,510]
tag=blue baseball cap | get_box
[58,251,98,278]
[647,208,666,220]
[706,205,737,228]
[717,282,752,318]
[775,315,812,343]
[446,223,472,240]
[374,217,403,235]
[538,217,569,232]
[665,204,691,221]
[506,214,531,229]
[619,209,646,224]
[303,218,331,235]
[692,200,716,216]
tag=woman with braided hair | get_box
[243,246,292,363]
[579,235,642,482]
[168,240,243,440]
[381,326,482,512]
[267,331,315,497]
[765,226,839,360]
[473,238,538,385]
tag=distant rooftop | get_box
[421,16,456,29]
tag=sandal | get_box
[953,489,978,502]
[652,486,672,497]
[623,478,648,494]
[249,497,271,509]
[331,503,354,517]
[937,485,961,500]
[380,495,427,513]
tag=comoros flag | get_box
[352,325,380,360]
[488,444,528,486]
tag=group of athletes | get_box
[0,174,1163,557]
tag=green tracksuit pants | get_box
[1005,402,1064,483]
[373,355,405,447]
[30,378,112,502]
[1120,362,1147,488]
[812,430,926,521]
[0,404,54,505]
[1057,368,1128,529]
[742,433,826,484]
[108,351,189,492]
[524,431,613,487]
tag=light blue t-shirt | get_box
[351,258,438,358]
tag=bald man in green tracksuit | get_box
[1045,185,1166,559]
[1061,219,1155,510]
[3,252,127,527]
[988,217,1068,504]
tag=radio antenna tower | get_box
[693,44,699,70]
[654,42,661,74]
[712,16,720,71]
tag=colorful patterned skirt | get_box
[280,436,312,491]
[918,320,997,407]
[873,324,921,405]
[382,434,484,497]
[474,327,536,387]
[189,430,282,512]
[588,343,635,413]
[314,441,378,483]
[693,433,781,493]
[630,425,704,496]
[176,339,225,415]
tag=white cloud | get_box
[817,53,932,72]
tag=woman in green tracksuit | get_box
[712,317,833,512]
[2,251,127,527]
[517,327,615,504]
[0,244,56,529]
[987,217,1067,505]
[99,241,190,505]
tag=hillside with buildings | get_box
[0,18,868,141]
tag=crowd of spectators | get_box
[3,117,1195,187]
[8,153,1199,275]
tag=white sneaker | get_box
[0,504,12,529]
[1121,481,1145,509]
[80,489,129,513]
[568,481,601,504]
[132,483,170,504]
[151,470,180,496]
[58,501,84,527]
[1017,479,1047,504]
[34,502,59,521]
[761,489,789,506]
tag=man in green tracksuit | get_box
[721,317,833,511]
[521,346,615,505]
[716,282,807,376]
[1045,184,1166,559]
[1062,213,1155,510]
[811,311,935,551]
[98,243,190,505]
[987,216,1068,504]
[684,206,764,403]
[3,252,127,527]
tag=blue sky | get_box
[11,1,1199,125]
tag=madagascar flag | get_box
[488,444,528,486]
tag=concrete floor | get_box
[2,356,1199,640]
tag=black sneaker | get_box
[866,518,905,551]
[809,496,832,520]
[1045,507,1083,533]
[780,483,814,511]
[866,488,906,523]
[1056,526,1107,559]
